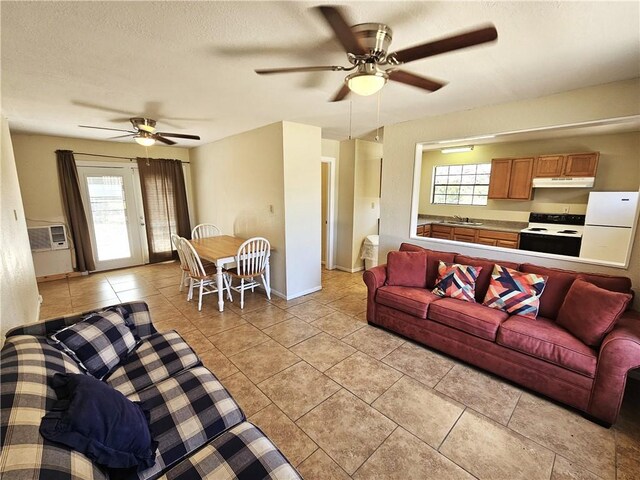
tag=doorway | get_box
[77,165,145,271]
[321,156,336,270]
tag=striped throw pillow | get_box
[483,265,548,319]
[432,261,481,303]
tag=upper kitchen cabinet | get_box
[488,157,534,200]
[564,152,599,176]
[533,155,564,177]
[533,152,599,178]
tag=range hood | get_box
[532,177,595,188]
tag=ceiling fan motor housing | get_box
[131,117,157,133]
[351,23,393,61]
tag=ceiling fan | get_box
[79,117,201,146]
[255,5,498,102]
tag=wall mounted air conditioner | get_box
[27,225,69,252]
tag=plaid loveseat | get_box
[0,301,301,480]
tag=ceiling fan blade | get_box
[79,125,135,133]
[152,135,176,146]
[315,5,367,55]
[388,70,446,92]
[330,83,350,102]
[109,134,136,139]
[390,25,498,64]
[255,65,348,75]
[156,132,201,140]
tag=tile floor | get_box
[37,262,640,480]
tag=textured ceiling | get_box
[2,1,639,146]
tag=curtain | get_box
[56,150,96,271]
[137,158,191,263]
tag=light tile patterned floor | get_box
[37,262,640,480]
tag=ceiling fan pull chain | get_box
[349,100,353,140]
[375,90,382,142]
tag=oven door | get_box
[519,233,582,257]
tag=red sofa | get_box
[363,243,640,426]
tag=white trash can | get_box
[360,234,379,270]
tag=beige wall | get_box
[190,121,322,299]
[190,122,287,296]
[1,119,40,338]
[337,140,356,270]
[419,131,640,221]
[381,78,640,308]
[336,139,382,271]
[11,133,191,275]
[282,122,322,297]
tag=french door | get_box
[78,166,145,271]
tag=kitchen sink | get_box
[440,221,484,226]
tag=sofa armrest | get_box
[5,301,157,340]
[588,310,640,424]
[363,264,387,324]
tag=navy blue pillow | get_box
[40,373,157,472]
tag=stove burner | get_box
[529,227,547,231]
[557,230,578,234]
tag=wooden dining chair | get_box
[178,237,232,311]
[171,234,190,292]
[191,223,222,239]
[226,237,271,309]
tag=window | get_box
[432,163,491,205]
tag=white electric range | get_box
[519,213,586,257]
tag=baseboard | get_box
[335,265,364,273]
[285,285,322,300]
[37,271,85,283]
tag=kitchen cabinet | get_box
[564,153,599,177]
[453,227,476,243]
[534,155,564,177]
[533,152,599,178]
[476,229,520,249]
[488,157,534,200]
[416,224,432,237]
[431,225,453,240]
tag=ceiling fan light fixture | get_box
[346,70,388,96]
[134,134,155,147]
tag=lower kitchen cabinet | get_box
[419,224,520,250]
[476,229,520,249]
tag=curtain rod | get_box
[73,152,190,164]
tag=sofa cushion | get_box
[483,265,548,319]
[432,261,481,303]
[556,279,632,347]
[519,264,578,320]
[386,250,428,288]
[128,366,245,480]
[160,422,302,480]
[107,331,201,397]
[49,309,139,380]
[377,286,441,319]
[428,297,509,341]
[0,336,107,480]
[576,272,632,294]
[454,255,520,302]
[497,316,597,377]
[40,373,157,471]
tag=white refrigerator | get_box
[579,191,640,263]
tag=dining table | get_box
[190,235,271,312]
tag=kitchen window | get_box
[432,163,491,205]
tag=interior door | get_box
[78,166,144,271]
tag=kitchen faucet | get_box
[453,215,470,223]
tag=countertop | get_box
[417,216,527,234]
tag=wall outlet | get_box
[562,206,570,213]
